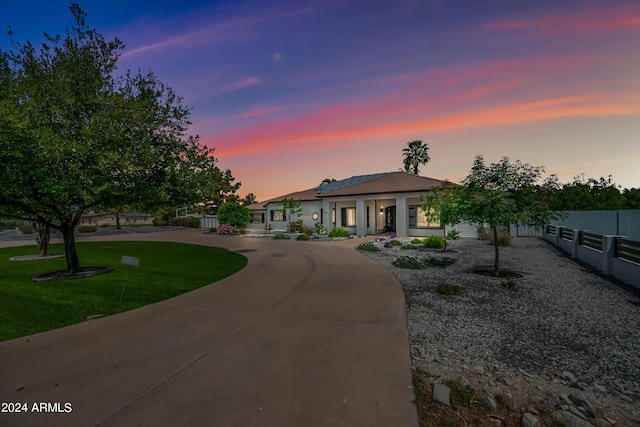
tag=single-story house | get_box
[80,212,153,226]
[246,171,447,237]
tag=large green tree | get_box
[542,174,638,210]
[402,140,430,175]
[0,4,237,274]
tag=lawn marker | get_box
[119,256,140,306]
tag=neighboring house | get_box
[247,171,446,237]
[79,212,153,226]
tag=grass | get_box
[437,283,463,295]
[0,241,247,341]
[412,369,509,427]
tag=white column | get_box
[396,195,407,237]
[356,198,366,236]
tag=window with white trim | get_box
[341,207,356,227]
[270,210,286,221]
[408,205,440,228]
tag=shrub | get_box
[488,230,511,246]
[17,225,34,234]
[314,223,328,235]
[357,241,380,252]
[423,235,445,249]
[296,234,310,241]
[216,224,235,235]
[217,202,252,227]
[328,226,351,238]
[389,239,403,246]
[392,255,424,269]
[273,233,291,240]
[289,219,304,233]
[169,217,200,228]
[302,226,314,236]
[411,238,423,245]
[426,256,450,266]
[77,226,97,233]
[446,229,460,240]
[437,283,463,295]
[501,279,518,292]
[401,244,417,250]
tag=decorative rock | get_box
[485,393,497,410]
[527,406,539,415]
[522,412,541,427]
[482,381,489,392]
[568,391,596,418]
[593,383,607,393]
[570,405,587,420]
[503,376,515,386]
[553,410,594,427]
[548,394,561,408]
[432,382,450,406]
[563,371,578,383]
[595,419,611,427]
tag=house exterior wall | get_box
[266,201,323,231]
[320,192,444,237]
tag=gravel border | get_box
[360,236,640,425]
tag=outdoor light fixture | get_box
[380,208,383,213]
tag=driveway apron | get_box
[0,229,418,426]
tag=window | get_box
[408,205,440,228]
[270,210,286,221]
[340,207,356,227]
[251,213,265,223]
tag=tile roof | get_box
[248,172,445,210]
[319,171,444,197]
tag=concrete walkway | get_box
[0,229,418,426]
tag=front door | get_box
[385,206,396,232]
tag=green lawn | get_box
[0,241,247,341]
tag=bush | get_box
[328,226,351,238]
[314,223,328,235]
[296,234,310,241]
[169,217,201,228]
[401,244,417,250]
[217,202,252,227]
[426,256,454,266]
[392,255,424,269]
[389,239,403,246]
[501,279,518,292]
[216,224,235,235]
[302,226,314,236]
[17,225,34,234]
[437,283,463,295]
[273,233,291,240]
[357,241,380,252]
[411,238,423,245]
[423,235,445,249]
[289,219,304,233]
[77,226,97,233]
[488,230,511,246]
[446,229,460,240]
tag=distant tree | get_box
[402,140,430,175]
[542,174,627,211]
[622,188,640,209]
[321,178,337,185]
[217,202,251,228]
[0,5,238,275]
[426,156,563,275]
[241,193,258,206]
[281,198,302,231]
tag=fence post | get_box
[572,229,580,258]
[602,236,618,276]
[555,226,563,247]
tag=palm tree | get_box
[402,140,430,175]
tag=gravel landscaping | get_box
[361,236,640,426]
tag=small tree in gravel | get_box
[281,198,302,232]
[424,155,563,276]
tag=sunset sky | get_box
[2,0,639,201]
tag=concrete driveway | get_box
[0,229,418,426]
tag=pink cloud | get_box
[483,6,640,37]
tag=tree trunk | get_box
[115,211,121,230]
[32,220,50,257]
[492,226,500,276]
[61,224,80,273]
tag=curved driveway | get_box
[0,229,418,426]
